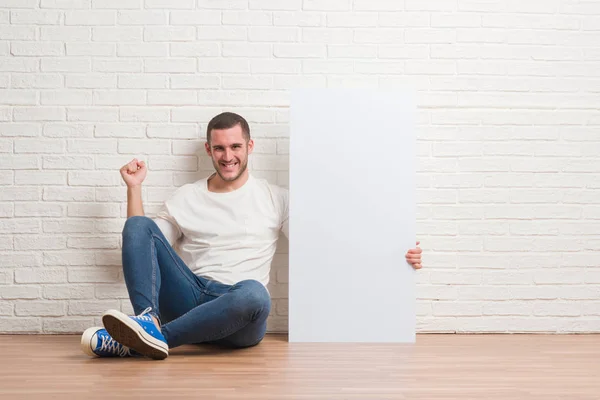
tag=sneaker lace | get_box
[137,307,157,324]
[99,334,130,357]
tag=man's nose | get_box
[224,148,233,160]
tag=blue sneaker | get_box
[81,327,140,358]
[102,307,168,360]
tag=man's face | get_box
[205,124,254,182]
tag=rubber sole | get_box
[81,326,102,357]
[102,310,168,360]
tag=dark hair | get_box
[206,112,250,143]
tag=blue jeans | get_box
[120,216,271,349]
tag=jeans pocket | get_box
[202,277,231,297]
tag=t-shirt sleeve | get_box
[153,203,182,247]
[279,187,289,239]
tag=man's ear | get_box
[204,141,211,156]
[247,139,254,154]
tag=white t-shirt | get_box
[153,174,289,287]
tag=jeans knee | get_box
[122,216,156,238]
[234,279,271,318]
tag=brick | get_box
[0,286,40,299]
[222,11,272,25]
[11,10,61,24]
[15,139,65,154]
[118,74,167,89]
[170,10,220,25]
[41,90,92,106]
[0,58,38,72]
[0,155,39,169]
[94,218,125,233]
[41,58,91,72]
[120,107,170,122]
[0,317,41,333]
[95,250,121,266]
[118,43,168,57]
[67,203,120,217]
[145,187,173,203]
[196,0,246,9]
[222,42,271,58]
[433,302,481,317]
[16,301,65,316]
[95,124,145,138]
[93,59,142,73]
[148,90,197,106]
[66,74,116,89]
[145,27,195,41]
[15,204,64,218]
[43,251,95,266]
[170,42,220,58]
[44,318,94,333]
[11,42,64,56]
[41,27,91,42]
[68,108,119,122]
[118,139,171,154]
[483,302,533,316]
[0,26,36,40]
[145,0,193,8]
[14,235,66,250]
[11,74,62,89]
[44,285,94,300]
[13,107,66,122]
[274,11,323,26]
[42,155,94,170]
[0,302,12,316]
[145,59,195,73]
[43,187,94,202]
[15,268,66,284]
[15,171,67,185]
[41,0,90,7]
[150,155,197,171]
[68,300,120,315]
[198,26,248,41]
[92,0,140,8]
[248,26,300,43]
[171,106,223,123]
[94,91,146,106]
[66,43,116,56]
[117,10,167,25]
[0,171,12,185]
[303,60,352,73]
[302,28,351,44]
[67,237,120,249]
[43,219,90,233]
[65,11,116,25]
[0,236,12,250]
[199,58,249,73]
[0,0,37,6]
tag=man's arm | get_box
[120,158,147,218]
[127,186,144,217]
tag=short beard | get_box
[212,158,248,182]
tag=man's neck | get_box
[207,171,250,193]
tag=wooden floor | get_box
[0,334,599,399]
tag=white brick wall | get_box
[1,0,599,335]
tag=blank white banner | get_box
[288,89,416,343]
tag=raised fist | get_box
[120,158,147,188]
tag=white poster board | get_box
[288,89,416,343]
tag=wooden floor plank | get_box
[0,334,599,399]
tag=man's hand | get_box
[120,158,147,188]
[405,241,422,270]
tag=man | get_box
[81,112,423,360]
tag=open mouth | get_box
[220,161,239,172]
